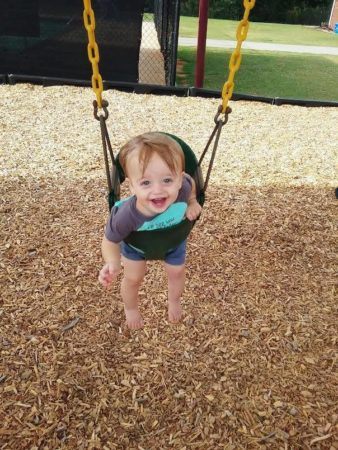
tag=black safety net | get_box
[0,0,145,83]
[152,0,180,85]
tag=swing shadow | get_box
[1,175,336,447]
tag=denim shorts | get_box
[121,239,187,265]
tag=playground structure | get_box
[1,1,337,449]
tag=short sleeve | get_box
[176,174,192,202]
[105,204,136,243]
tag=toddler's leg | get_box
[121,257,146,329]
[164,263,185,323]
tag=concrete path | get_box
[179,37,338,55]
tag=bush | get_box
[179,0,332,25]
[286,6,330,25]
[301,6,330,25]
[180,0,199,17]
[285,6,302,24]
[180,0,242,19]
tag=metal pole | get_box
[195,0,209,88]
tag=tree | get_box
[179,0,333,24]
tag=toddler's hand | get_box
[98,261,121,287]
[186,200,202,221]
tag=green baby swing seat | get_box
[108,133,205,260]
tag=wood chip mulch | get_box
[1,84,337,449]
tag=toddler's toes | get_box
[125,309,144,330]
[168,302,183,324]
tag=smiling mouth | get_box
[151,198,167,208]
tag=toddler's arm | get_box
[185,174,202,221]
[98,236,121,287]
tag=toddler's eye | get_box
[163,178,173,184]
[140,180,150,186]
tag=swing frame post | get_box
[195,0,209,88]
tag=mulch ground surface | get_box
[1,84,337,449]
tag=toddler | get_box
[98,132,201,329]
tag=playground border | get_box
[2,74,338,107]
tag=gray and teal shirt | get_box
[105,175,192,243]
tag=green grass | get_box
[179,16,338,47]
[177,17,338,101]
[177,47,338,101]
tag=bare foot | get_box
[168,300,183,324]
[124,308,144,330]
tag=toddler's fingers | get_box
[100,278,111,288]
[99,272,110,286]
[108,266,120,280]
[187,211,197,221]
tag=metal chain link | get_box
[83,0,103,108]
[220,0,256,113]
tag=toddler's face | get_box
[126,152,183,217]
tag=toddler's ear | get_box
[179,171,185,187]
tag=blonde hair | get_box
[119,132,185,177]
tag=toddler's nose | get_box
[152,182,164,194]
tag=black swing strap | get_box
[93,100,121,208]
[83,0,120,208]
[198,106,231,192]
[93,100,113,191]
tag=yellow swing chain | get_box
[83,0,254,114]
[83,0,104,108]
[83,0,115,198]
[220,0,256,114]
